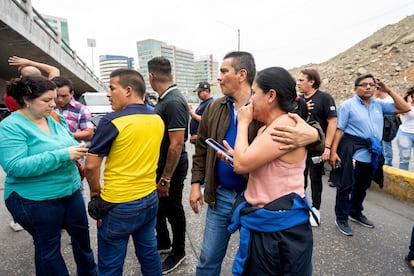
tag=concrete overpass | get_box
[0,0,106,101]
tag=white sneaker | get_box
[9,220,23,232]
[309,207,320,227]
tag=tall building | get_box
[136,39,195,96]
[99,55,134,86]
[34,14,70,46]
[193,55,221,101]
[194,54,219,84]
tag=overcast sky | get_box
[31,0,414,73]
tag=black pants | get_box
[244,222,313,276]
[304,157,324,210]
[156,156,188,256]
[335,161,373,222]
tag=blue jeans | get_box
[196,186,238,276]
[396,129,414,170]
[6,189,96,276]
[335,161,373,222]
[97,191,161,276]
[382,140,393,166]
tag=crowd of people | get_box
[0,53,413,275]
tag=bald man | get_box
[4,56,60,111]
[8,55,60,79]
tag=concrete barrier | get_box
[371,165,414,203]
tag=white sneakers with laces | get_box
[9,220,23,232]
[309,207,320,227]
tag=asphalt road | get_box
[1,142,414,275]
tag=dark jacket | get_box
[191,97,261,207]
[331,133,384,192]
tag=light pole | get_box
[237,28,240,51]
[87,38,96,72]
[217,21,240,51]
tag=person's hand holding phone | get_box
[218,140,234,166]
[205,138,234,165]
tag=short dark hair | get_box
[223,51,256,86]
[355,73,375,87]
[109,68,146,97]
[52,76,74,92]
[6,76,56,107]
[147,56,172,82]
[301,68,321,89]
[403,86,414,102]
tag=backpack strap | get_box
[50,111,62,124]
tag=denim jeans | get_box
[97,191,161,276]
[396,129,414,170]
[335,161,373,222]
[382,140,393,166]
[196,186,238,276]
[156,157,188,256]
[6,189,96,276]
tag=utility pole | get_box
[217,21,240,51]
[237,28,240,51]
[87,38,96,72]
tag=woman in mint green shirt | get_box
[0,76,96,276]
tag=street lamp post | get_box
[237,28,240,51]
[87,38,96,72]
[217,21,240,51]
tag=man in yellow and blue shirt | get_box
[85,68,164,276]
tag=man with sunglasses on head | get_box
[330,74,410,236]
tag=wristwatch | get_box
[159,177,171,186]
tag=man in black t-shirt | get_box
[298,69,338,227]
[148,56,189,274]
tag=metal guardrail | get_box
[12,0,106,89]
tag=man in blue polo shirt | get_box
[330,74,410,236]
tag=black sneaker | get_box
[157,246,172,255]
[162,253,185,274]
[335,220,353,236]
[405,255,414,272]
[349,214,375,228]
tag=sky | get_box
[31,0,414,73]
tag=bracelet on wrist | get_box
[325,146,331,149]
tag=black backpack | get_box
[382,115,401,142]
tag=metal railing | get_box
[12,0,106,89]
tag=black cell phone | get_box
[205,138,234,164]
[335,161,341,169]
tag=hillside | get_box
[289,14,414,104]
